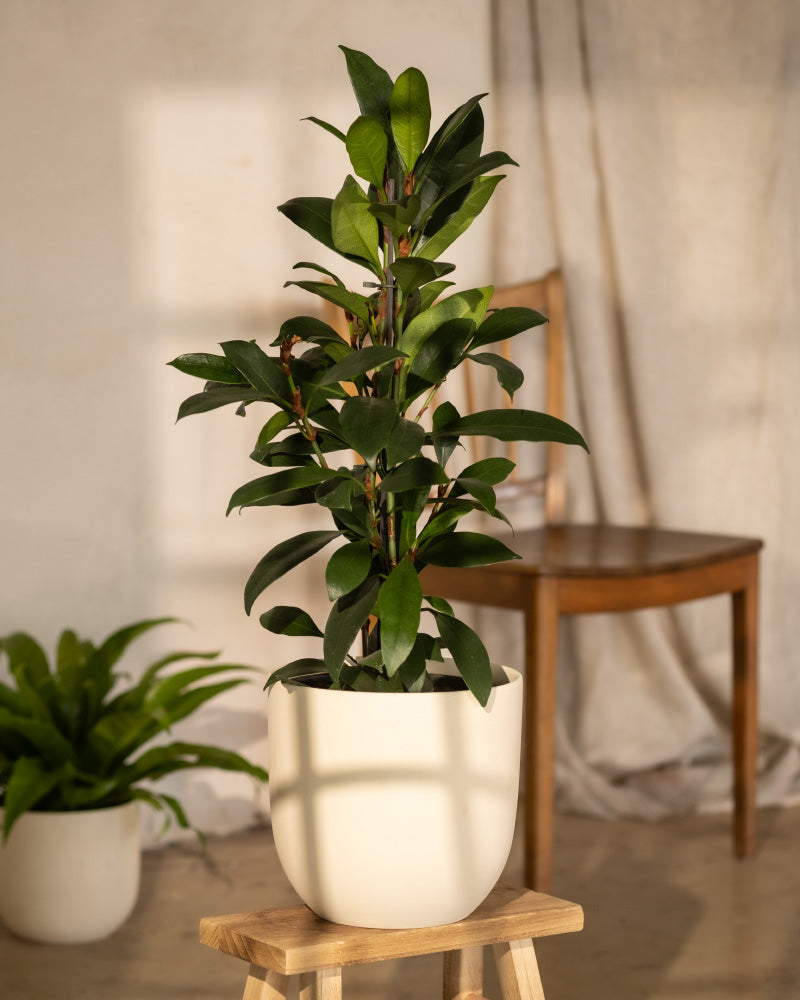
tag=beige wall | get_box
[0,0,494,841]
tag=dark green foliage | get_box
[169,48,588,706]
[0,620,268,840]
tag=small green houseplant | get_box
[169,47,587,709]
[0,617,268,841]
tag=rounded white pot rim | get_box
[276,660,520,701]
[3,799,137,821]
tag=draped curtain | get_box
[487,0,800,818]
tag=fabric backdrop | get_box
[2,1,797,843]
[482,0,800,819]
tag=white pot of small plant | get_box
[0,801,141,944]
[268,660,522,928]
[0,619,268,944]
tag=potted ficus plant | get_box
[169,47,587,928]
[0,618,268,943]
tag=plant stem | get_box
[382,177,398,569]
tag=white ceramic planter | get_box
[267,662,522,928]
[0,800,141,944]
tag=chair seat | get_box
[423,524,763,616]
[494,524,763,578]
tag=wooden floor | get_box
[2,805,799,999]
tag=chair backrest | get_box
[472,270,567,523]
[322,268,567,523]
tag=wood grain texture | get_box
[493,940,546,1000]
[443,945,484,1000]
[299,967,342,1000]
[242,966,290,1000]
[199,883,583,976]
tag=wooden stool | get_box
[200,882,584,1000]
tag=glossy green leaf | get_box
[416,175,504,261]
[285,279,371,324]
[2,758,63,840]
[129,788,192,835]
[228,467,337,514]
[346,115,389,187]
[397,635,430,691]
[424,594,455,615]
[469,352,525,398]
[340,46,393,125]
[253,412,292,455]
[457,456,516,485]
[168,353,248,384]
[104,649,219,714]
[265,658,327,689]
[176,386,267,420]
[368,195,421,238]
[221,341,289,401]
[278,316,343,347]
[417,279,454,312]
[390,67,431,172]
[471,305,547,349]
[259,607,324,638]
[317,345,406,387]
[290,260,347,286]
[331,177,381,269]
[452,476,497,515]
[433,613,492,707]
[323,577,380,682]
[419,531,520,567]
[378,559,423,675]
[315,473,364,510]
[277,196,336,252]
[426,151,517,219]
[251,432,338,468]
[380,456,449,493]
[244,530,341,614]
[123,741,267,786]
[339,396,398,466]
[417,499,475,543]
[415,93,486,184]
[146,674,250,721]
[0,710,75,765]
[431,408,589,450]
[326,540,373,601]
[408,317,474,386]
[303,116,346,142]
[1,632,51,687]
[400,287,492,374]
[385,417,425,466]
[389,258,455,296]
[431,400,461,467]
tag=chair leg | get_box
[732,555,760,857]
[243,966,289,1000]
[523,578,560,893]
[493,940,546,1000]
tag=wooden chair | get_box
[419,269,763,892]
[322,270,763,893]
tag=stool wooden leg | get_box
[243,966,289,1000]
[299,967,342,1000]
[444,945,484,1000]
[493,940,546,1000]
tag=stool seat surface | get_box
[199,882,584,975]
